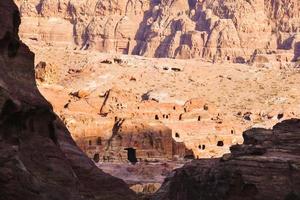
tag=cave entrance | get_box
[93,153,100,163]
[217,141,224,147]
[125,147,138,164]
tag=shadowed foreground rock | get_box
[152,119,300,200]
[0,1,136,200]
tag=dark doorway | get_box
[97,137,102,145]
[125,148,138,164]
[93,153,100,163]
[217,141,224,147]
[277,113,284,120]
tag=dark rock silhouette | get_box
[0,1,136,200]
[152,119,300,200]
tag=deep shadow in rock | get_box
[0,1,137,199]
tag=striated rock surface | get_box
[151,119,300,200]
[0,1,136,200]
[16,0,300,62]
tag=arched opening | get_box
[202,145,206,150]
[93,153,100,163]
[125,147,138,164]
[277,113,284,120]
[231,130,234,134]
[88,140,92,146]
[175,132,180,138]
[217,141,224,147]
[244,115,251,121]
[97,137,102,145]
[198,116,201,121]
[243,112,252,121]
[155,115,159,120]
[184,108,187,112]
[173,106,176,110]
[163,114,166,118]
[203,104,209,111]
[166,115,169,119]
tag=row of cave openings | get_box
[87,136,138,164]
[88,137,102,146]
[174,130,235,139]
[174,132,225,150]
[197,140,224,151]
[92,147,138,164]
[154,104,209,121]
[154,113,202,121]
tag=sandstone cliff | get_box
[0,1,136,200]
[16,0,300,62]
[151,119,300,200]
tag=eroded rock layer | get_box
[15,0,300,62]
[152,119,300,200]
[0,1,136,200]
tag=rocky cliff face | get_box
[16,0,300,62]
[0,1,136,200]
[151,119,300,200]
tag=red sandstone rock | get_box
[151,119,300,200]
[0,1,136,200]
[16,0,300,62]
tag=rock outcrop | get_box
[31,44,300,163]
[151,119,300,200]
[0,1,136,200]
[42,86,243,162]
[28,42,300,191]
[16,0,300,62]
